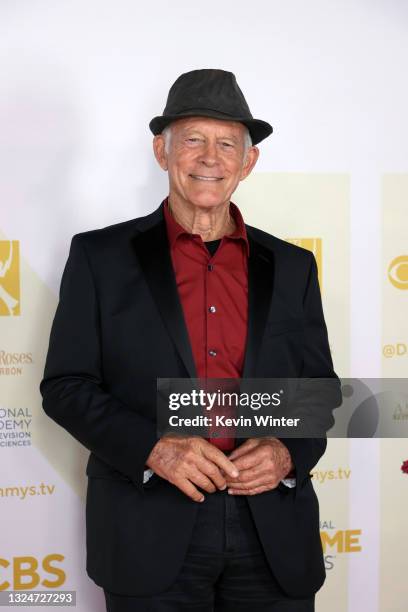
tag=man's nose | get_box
[199,141,219,165]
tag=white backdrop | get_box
[1,1,407,610]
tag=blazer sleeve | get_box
[40,234,158,489]
[278,252,342,494]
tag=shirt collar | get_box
[163,197,249,257]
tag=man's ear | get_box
[240,146,260,181]
[153,135,168,171]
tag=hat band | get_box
[169,106,253,120]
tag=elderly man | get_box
[40,69,338,611]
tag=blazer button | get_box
[208,349,217,357]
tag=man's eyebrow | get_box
[218,135,240,143]
[179,129,241,143]
[180,129,205,137]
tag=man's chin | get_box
[185,191,231,209]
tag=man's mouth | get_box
[189,174,223,181]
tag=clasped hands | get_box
[145,435,294,502]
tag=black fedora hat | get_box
[149,69,273,145]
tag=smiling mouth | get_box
[189,174,223,181]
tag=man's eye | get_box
[221,142,233,147]
[186,138,202,143]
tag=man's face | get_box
[153,117,259,210]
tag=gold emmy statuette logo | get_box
[388,255,408,290]
[286,238,322,290]
[0,241,20,316]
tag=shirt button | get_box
[207,264,214,271]
[209,305,217,313]
[208,349,217,357]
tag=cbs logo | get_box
[388,255,408,289]
[0,554,65,590]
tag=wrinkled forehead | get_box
[168,116,247,140]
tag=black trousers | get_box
[104,489,315,611]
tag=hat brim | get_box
[149,109,272,145]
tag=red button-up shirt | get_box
[163,198,249,450]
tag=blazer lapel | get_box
[132,206,197,378]
[242,228,275,377]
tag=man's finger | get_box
[203,445,240,479]
[226,466,271,484]
[187,466,217,494]
[229,450,262,471]
[194,456,227,490]
[175,478,205,503]
[227,439,258,461]
[226,476,278,490]
[228,484,274,496]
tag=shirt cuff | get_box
[143,468,154,484]
[280,478,297,488]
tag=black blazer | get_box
[40,201,340,598]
